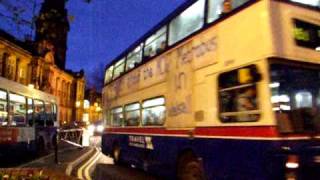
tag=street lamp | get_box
[75,101,81,108]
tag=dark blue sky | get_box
[0,0,187,86]
[66,0,187,80]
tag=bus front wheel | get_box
[177,152,205,180]
[112,145,121,165]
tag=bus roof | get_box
[104,0,199,70]
[0,76,57,103]
[103,0,319,78]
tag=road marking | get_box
[77,147,100,179]
[84,150,101,180]
[66,147,94,176]
[19,146,75,168]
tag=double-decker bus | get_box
[0,76,58,162]
[101,0,320,179]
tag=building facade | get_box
[83,88,102,124]
[0,30,85,125]
[35,0,70,70]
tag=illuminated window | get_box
[9,93,26,126]
[111,107,123,127]
[207,0,224,23]
[52,104,57,122]
[295,91,313,108]
[218,65,260,122]
[207,0,250,23]
[144,26,167,58]
[84,100,90,109]
[124,102,140,126]
[0,90,8,126]
[27,98,33,126]
[142,97,166,126]
[126,44,143,71]
[45,102,54,126]
[104,66,114,84]
[270,62,320,133]
[34,100,45,126]
[113,59,125,80]
[169,0,205,45]
[290,0,320,7]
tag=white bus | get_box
[0,76,58,162]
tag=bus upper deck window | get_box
[126,44,143,71]
[169,0,205,45]
[105,66,114,84]
[207,0,250,23]
[113,59,125,80]
[0,90,8,126]
[144,26,167,58]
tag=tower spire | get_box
[35,0,69,70]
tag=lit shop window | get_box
[142,97,166,126]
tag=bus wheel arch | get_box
[176,149,205,180]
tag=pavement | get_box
[20,141,92,179]
[17,136,160,180]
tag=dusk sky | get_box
[0,0,187,84]
[66,0,187,81]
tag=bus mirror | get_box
[238,68,252,84]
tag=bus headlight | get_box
[88,125,95,135]
[96,125,104,133]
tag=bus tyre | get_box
[112,145,121,165]
[177,153,205,180]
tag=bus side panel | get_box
[102,132,320,179]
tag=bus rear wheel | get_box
[177,153,205,180]
[112,145,121,165]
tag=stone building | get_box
[0,29,85,125]
[83,88,102,124]
[35,0,70,70]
